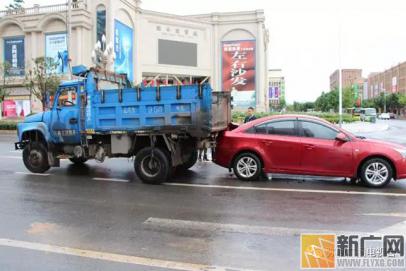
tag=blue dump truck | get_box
[15,66,231,184]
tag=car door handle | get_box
[69,118,78,124]
[305,144,314,150]
[261,140,273,146]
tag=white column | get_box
[256,19,266,112]
[134,6,142,84]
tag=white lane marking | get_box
[15,172,50,176]
[9,150,21,153]
[93,177,129,183]
[360,213,406,218]
[377,220,406,234]
[0,238,257,271]
[163,182,406,197]
[0,155,21,159]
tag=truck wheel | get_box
[23,142,50,173]
[134,147,170,184]
[177,150,198,172]
[69,157,88,165]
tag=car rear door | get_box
[249,119,303,174]
[298,119,354,176]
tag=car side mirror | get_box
[336,132,348,142]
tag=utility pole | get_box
[383,89,387,113]
[67,0,72,80]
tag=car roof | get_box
[233,114,333,132]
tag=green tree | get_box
[6,0,24,11]
[0,62,12,103]
[26,57,61,111]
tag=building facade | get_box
[268,69,285,109]
[367,62,406,99]
[0,0,270,117]
[329,69,363,91]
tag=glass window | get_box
[96,6,106,44]
[58,87,77,107]
[300,121,338,140]
[248,121,296,136]
[267,121,296,136]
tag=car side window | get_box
[300,121,338,140]
[267,121,296,136]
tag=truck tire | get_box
[177,150,198,172]
[134,147,170,184]
[23,142,50,173]
[69,157,88,165]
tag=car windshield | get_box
[365,109,376,115]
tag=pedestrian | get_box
[198,138,210,161]
[244,107,257,123]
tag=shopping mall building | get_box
[0,0,269,116]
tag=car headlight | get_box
[394,148,406,158]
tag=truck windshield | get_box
[58,87,77,107]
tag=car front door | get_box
[50,86,81,144]
[298,119,354,176]
[250,119,303,174]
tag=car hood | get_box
[23,112,44,123]
[361,138,406,150]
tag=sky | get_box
[15,0,406,103]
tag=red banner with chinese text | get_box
[222,40,256,92]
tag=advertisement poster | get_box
[114,20,134,81]
[45,33,68,74]
[222,40,256,109]
[269,86,280,99]
[4,37,25,76]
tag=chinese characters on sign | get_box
[301,234,405,269]
[222,40,255,92]
[4,37,25,76]
[45,33,68,74]
[222,40,256,108]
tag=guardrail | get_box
[0,1,87,18]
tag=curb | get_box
[0,130,17,135]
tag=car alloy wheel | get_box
[233,152,262,181]
[364,162,389,185]
[360,158,393,188]
[236,157,258,178]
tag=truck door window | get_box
[58,87,77,107]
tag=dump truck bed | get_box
[84,83,231,137]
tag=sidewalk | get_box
[341,121,389,134]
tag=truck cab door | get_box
[50,86,81,144]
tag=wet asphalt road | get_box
[0,121,406,271]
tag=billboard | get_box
[269,86,280,99]
[222,40,256,92]
[222,40,256,109]
[114,20,134,81]
[4,37,25,76]
[45,33,68,74]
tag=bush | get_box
[0,119,18,130]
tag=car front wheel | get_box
[233,152,262,181]
[360,158,393,188]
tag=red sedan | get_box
[214,115,406,188]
